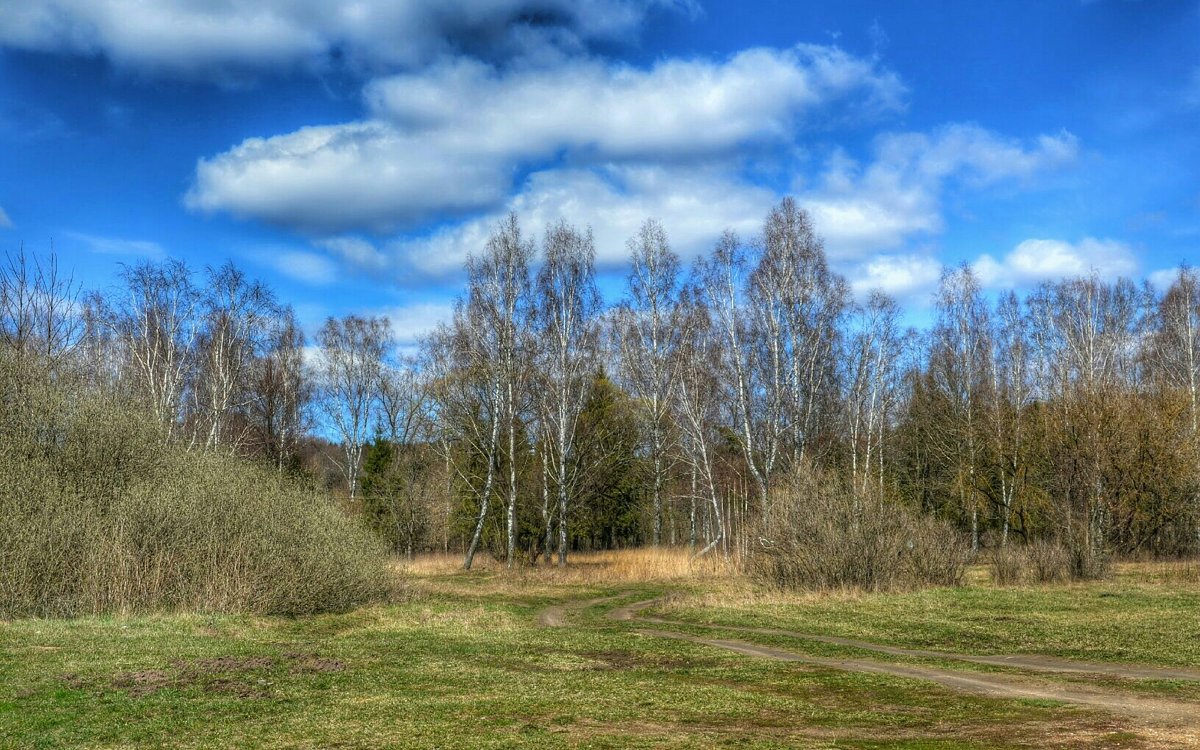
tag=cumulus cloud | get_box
[1148,267,1183,290]
[0,206,11,229]
[389,164,777,279]
[186,46,905,232]
[0,0,694,75]
[263,250,339,286]
[846,253,942,302]
[364,46,905,154]
[973,237,1138,288]
[255,120,1080,286]
[382,300,456,350]
[804,124,1079,258]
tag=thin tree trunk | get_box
[464,382,502,570]
[506,381,517,568]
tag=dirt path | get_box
[536,594,622,628]
[631,612,1200,681]
[589,594,1200,739]
[640,628,1198,728]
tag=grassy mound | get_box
[0,363,388,618]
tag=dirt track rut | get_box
[547,593,1200,739]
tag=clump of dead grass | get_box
[399,547,739,586]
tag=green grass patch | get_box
[0,573,1155,750]
[660,569,1200,668]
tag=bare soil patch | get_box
[101,651,345,699]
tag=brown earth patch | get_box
[111,669,174,697]
[284,652,346,674]
[105,652,342,698]
[183,656,275,673]
[536,594,622,628]
[584,649,710,671]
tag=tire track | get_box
[594,594,1200,735]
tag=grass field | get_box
[2,551,1198,749]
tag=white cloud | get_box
[879,125,1079,186]
[364,46,904,157]
[0,0,694,75]
[316,236,391,271]
[264,250,338,286]
[391,164,776,279]
[973,237,1137,288]
[804,124,1079,259]
[382,300,455,349]
[64,231,165,259]
[1148,267,1182,290]
[847,253,942,302]
[264,121,1080,285]
[0,206,11,228]
[186,46,905,232]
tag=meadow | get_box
[3,551,1198,749]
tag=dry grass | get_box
[398,547,740,585]
[1117,559,1200,585]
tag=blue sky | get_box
[1,0,1198,342]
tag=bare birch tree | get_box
[96,259,201,441]
[612,219,681,545]
[250,306,310,472]
[930,264,991,551]
[533,222,600,565]
[444,214,532,568]
[672,284,725,557]
[758,198,846,467]
[701,231,778,518]
[427,319,501,570]
[316,314,391,501]
[988,291,1031,545]
[845,291,907,496]
[194,262,277,450]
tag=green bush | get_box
[0,359,389,618]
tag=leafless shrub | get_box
[748,467,969,592]
[987,539,1074,585]
[1065,535,1112,581]
[0,353,389,618]
[988,545,1027,586]
[1027,539,1072,583]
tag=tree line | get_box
[4,198,1199,569]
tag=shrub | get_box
[1027,539,1071,583]
[0,359,389,619]
[1066,537,1112,581]
[748,468,969,592]
[988,544,1028,586]
[986,539,1077,586]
